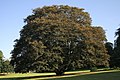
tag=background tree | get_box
[105,42,114,67]
[2,60,14,73]
[0,50,14,73]
[105,42,113,55]
[10,5,109,75]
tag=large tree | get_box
[113,28,120,67]
[0,50,4,73]
[10,5,109,75]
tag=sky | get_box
[0,0,120,59]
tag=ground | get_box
[0,70,120,80]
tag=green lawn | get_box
[0,72,55,80]
[50,71,120,80]
[0,70,120,80]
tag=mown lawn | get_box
[50,71,120,80]
[0,73,56,80]
[0,70,120,80]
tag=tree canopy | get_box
[10,5,109,75]
[0,50,3,60]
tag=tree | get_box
[105,42,114,67]
[0,50,14,73]
[2,60,14,73]
[113,28,120,67]
[10,5,109,75]
[0,50,3,60]
[0,50,4,73]
[76,27,109,69]
[105,42,113,55]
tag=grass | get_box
[0,70,120,80]
[0,72,56,80]
[50,70,120,80]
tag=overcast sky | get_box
[0,0,120,59]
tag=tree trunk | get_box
[55,69,65,76]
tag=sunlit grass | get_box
[0,72,55,78]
